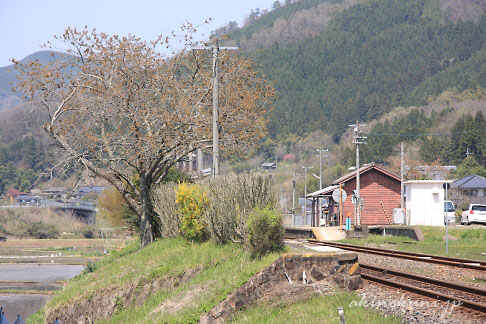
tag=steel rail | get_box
[360,263,486,297]
[361,266,486,313]
[306,240,486,270]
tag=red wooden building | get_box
[308,163,401,226]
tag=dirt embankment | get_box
[45,267,201,324]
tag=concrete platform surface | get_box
[312,227,347,241]
[305,245,342,253]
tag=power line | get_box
[363,129,486,138]
[276,0,304,42]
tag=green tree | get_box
[452,157,486,178]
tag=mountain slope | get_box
[226,0,486,139]
[0,51,62,110]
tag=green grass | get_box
[230,292,401,324]
[27,237,403,324]
[28,238,281,324]
[342,226,486,261]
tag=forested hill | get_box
[221,0,486,140]
[0,51,63,110]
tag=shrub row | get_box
[152,173,284,257]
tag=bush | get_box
[247,207,284,259]
[27,222,60,239]
[98,187,138,228]
[204,173,276,244]
[152,183,179,238]
[82,227,97,238]
[176,183,209,242]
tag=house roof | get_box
[451,174,486,189]
[5,188,27,197]
[261,162,276,167]
[307,185,339,198]
[332,163,401,185]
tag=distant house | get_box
[42,187,69,199]
[414,165,456,180]
[307,163,401,226]
[75,186,105,199]
[283,153,296,161]
[450,174,486,209]
[261,162,277,171]
[5,189,27,200]
[17,195,42,206]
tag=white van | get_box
[444,200,455,224]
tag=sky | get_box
[0,0,277,67]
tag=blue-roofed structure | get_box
[450,174,486,208]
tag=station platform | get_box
[284,226,346,241]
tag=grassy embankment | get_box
[28,238,401,324]
[342,225,486,260]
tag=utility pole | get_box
[316,148,329,225]
[316,149,329,191]
[302,166,313,225]
[192,40,238,178]
[188,152,194,173]
[197,148,203,173]
[349,121,366,226]
[292,172,296,225]
[400,142,405,223]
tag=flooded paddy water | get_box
[0,238,125,322]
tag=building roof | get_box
[5,188,27,198]
[332,163,401,185]
[405,180,453,184]
[451,174,486,189]
[261,162,276,167]
[18,195,41,200]
[307,185,339,198]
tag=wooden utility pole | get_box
[193,40,238,178]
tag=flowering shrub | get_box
[176,183,209,242]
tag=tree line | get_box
[234,0,486,140]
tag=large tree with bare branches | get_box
[13,27,273,246]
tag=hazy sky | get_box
[0,0,276,67]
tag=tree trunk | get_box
[139,175,154,247]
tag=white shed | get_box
[405,180,453,226]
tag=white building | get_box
[405,180,453,226]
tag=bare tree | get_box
[13,27,273,246]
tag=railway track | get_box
[360,263,486,313]
[306,239,486,271]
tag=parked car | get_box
[461,204,486,225]
[444,200,455,224]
